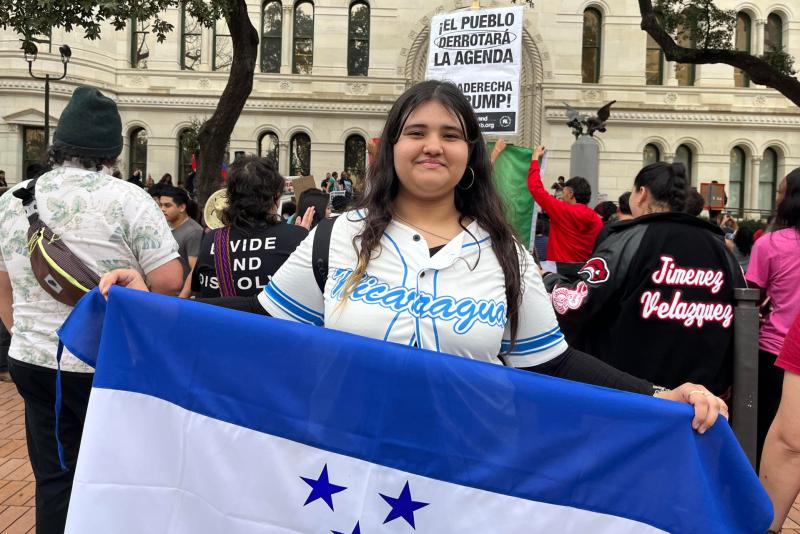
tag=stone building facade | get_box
[0,0,798,217]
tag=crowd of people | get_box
[0,81,797,533]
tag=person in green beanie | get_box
[0,85,184,534]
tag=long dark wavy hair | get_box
[221,156,283,230]
[344,80,525,354]
[774,167,800,234]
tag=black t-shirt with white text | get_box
[191,222,308,298]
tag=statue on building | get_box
[564,100,617,139]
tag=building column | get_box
[147,136,179,185]
[664,153,675,163]
[279,141,290,176]
[748,156,762,216]
[754,19,766,56]
[665,61,678,86]
[201,26,214,72]
[281,3,294,74]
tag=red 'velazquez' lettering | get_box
[640,290,733,328]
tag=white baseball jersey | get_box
[259,211,568,368]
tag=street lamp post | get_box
[24,43,72,147]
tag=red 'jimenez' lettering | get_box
[640,290,733,329]
[651,256,725,294]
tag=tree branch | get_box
[638,0,800,107]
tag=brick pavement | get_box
[1,379,799,533]
[0,380,35,534]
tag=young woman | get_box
[191,156,308,298]
[760,312,800,534]
[101,81,726,432]
[542,158,744,398]
[746,168,800,461]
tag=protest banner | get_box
[426,6,524,134]
[59,288,772,533]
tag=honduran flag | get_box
[59,288,771,533]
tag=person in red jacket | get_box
[527,145,603,277]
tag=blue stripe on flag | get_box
[60,288,773,534]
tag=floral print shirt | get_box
[0,165,179,372]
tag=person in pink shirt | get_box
[760,312,800,533]
[746,167,800,463]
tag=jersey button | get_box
[420,272,426,278]
[412,234,421,241]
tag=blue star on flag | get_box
[332,521,361,534]
[301,464,347,511]
[380,481,429,529]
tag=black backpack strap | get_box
[311,216,338,294]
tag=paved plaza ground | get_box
[1,380,799,533]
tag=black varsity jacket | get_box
[543,212,746,394]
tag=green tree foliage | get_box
[655,0,795,75]
[0,0,259,211]
[640,0,800,105]
[510,0,800,105]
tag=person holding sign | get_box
[101,80,727,433]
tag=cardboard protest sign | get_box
[426,6,524,135]
[700,182,727,210]
[290,175,317,201]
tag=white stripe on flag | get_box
[67,389,666,534]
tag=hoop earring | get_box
[458,166,475,190]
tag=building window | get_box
[258,131,280,169]
[645,34,664,85]
[759,148,778,213]
[289,133,311,176]
[178,129,194,187]
[130,17,150,69]
[261,1,282,73]
[22,126,45,178]
[181,6,202,70]
[734,12,751,87]
[344,134,367,181]
[292,1,314,75]
[728,147,746,215]
[214,18,233,71]
[347,2,370,76]
[581,8,602,83]
[674,144,693,184]
[643,143,661,165]
[765,14,783,53]
[129,128,148,179]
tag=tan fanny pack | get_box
[13,179,99,306]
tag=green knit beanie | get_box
[53,86,123,160]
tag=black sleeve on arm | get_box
[521,346,655,395]
[196,295,270,316]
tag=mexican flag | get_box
[490,143,536,247]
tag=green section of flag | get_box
[489,143,534,246]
